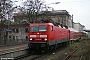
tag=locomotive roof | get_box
[68,27,79,32]
[30,23,54,26]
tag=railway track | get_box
[21,50,57,60]
[14,50,49,60]
[62,39,88,60]
[22,54,42,60]
[40,41,83,60]
[14,51,35,60]
[14,44,69,60]
[15,40,86,60]
[15,48,77,60]
[63,48,78,60]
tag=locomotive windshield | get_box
[30,26,47,32]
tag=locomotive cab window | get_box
[39,26,47,32]
[51,26,53,31]
[30,25,47,32]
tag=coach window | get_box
[51,26,53,31]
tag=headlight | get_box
[44,38,47,41]
[30,38,32,40]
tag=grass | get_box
[69,39,90,60]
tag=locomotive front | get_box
[28,23,49,51]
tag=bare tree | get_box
[0,2,2,22]
[23,0,46,23]
[0,0,14,24]
[8,0,55,23]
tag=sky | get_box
[45,0,90,29]
[13,0,90,29]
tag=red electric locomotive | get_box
[28,23,70,51]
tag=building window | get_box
[16,36,18,40]
[16,28,19,33]
[13,28,19,33]
[26,36,28,40]
[9,35,12,40]
[25,28,28,33]
[12,29,15,32]
[13,36,15,40]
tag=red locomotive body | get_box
[28,23,70,51]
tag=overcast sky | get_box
[45,0,90,29]
[13,0,90,29]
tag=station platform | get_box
[0,43,28,55]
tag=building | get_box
[73,22,85,32]
[13,13,29,24]
[7,23,29,41]
[39,10,73,28]
[0,23,6,40]
[0,22,29,45]
[14,10,73,28]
